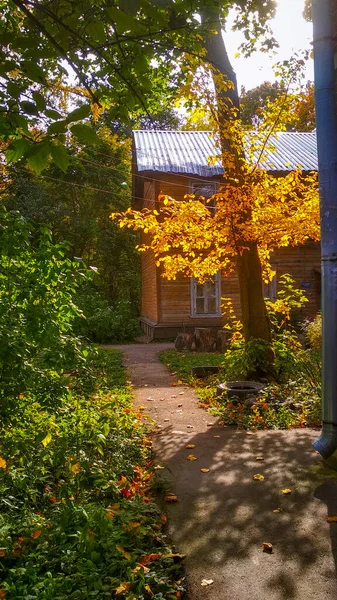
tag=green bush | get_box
[304,312,322,350]
[0,208,90,415]
[74,284,141,343]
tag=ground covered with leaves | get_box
[160,348,321,431]
[0,350,184,600]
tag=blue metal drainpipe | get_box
[312,0,337,468]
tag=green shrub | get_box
[75,284,141,343]
[304,312,322,350]
[0,208,90,415]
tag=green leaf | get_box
[5,138,31,163]
[47,120,68,134]
[85,21,106,43]
[119,0,140,15]
[50,145,69,172]
[45,109,62,119]
[32,91,46,111]
[66,104,91,123]
[27,143,50,174]
[106,6,136,30]
[70,124,99,144]
[21,101,38,115]
[7,82,21,99]
[21,61,46,83]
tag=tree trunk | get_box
[201,9,272,345]
[236,244,271,343]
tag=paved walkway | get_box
[113,343,337,600]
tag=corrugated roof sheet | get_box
[133,130,318,176]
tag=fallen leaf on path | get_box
[164,419,169,422]
[255,456,264,461]
[207,422,214,426]
[200,468,210,473]
[138,406,146,411]
[171,395,177,398]
[326,516,337,523]
[178,403,183,407]
[281,488,292,495]
[262,542,273,553]
[213,435,221,438]
[153,465,165,470]
[246,432,253,435]
[164,552,186,560]
[187,454,197,461]
[147,397,153,401]
[164,494,178,502]
[201,579,214,587]
[179,392,185,395]
[273,508,281,513]
[171,382,177,387]
[160,513,167,523]
[177,380,183,385]
[253,474,265,481]
[186,425,194,429]
[185,444,195,449]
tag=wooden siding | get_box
[140,180,159,324]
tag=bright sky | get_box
[225,0,313,91]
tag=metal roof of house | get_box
[133,130,318,176]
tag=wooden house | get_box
[132,130,320,340]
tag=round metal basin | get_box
[217,380,265,401]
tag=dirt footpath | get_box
[113,343,337,600]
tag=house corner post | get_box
[312,0,337,467]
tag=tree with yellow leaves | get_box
[113,11,319,361]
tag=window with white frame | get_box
[190,181,218,213]
[190,274,221,316]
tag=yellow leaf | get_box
[144,584,153,595]
[200,468,210,473]
[253,474,265,481]
[281,488,292,495]
[185,444,195,449]
[0,457,6,469]
[326,516,337,523]
[187,454,197,461]
[41,433,52,447]
[115,581,130,594]
[213,435,220,438]
[116,545,131,560]
[71,462,81,474]
[177,379,183,385]
[273,508,281,513]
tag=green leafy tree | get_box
[1,0,277,171]
[0,207,89,414]
[240,80,315,131]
